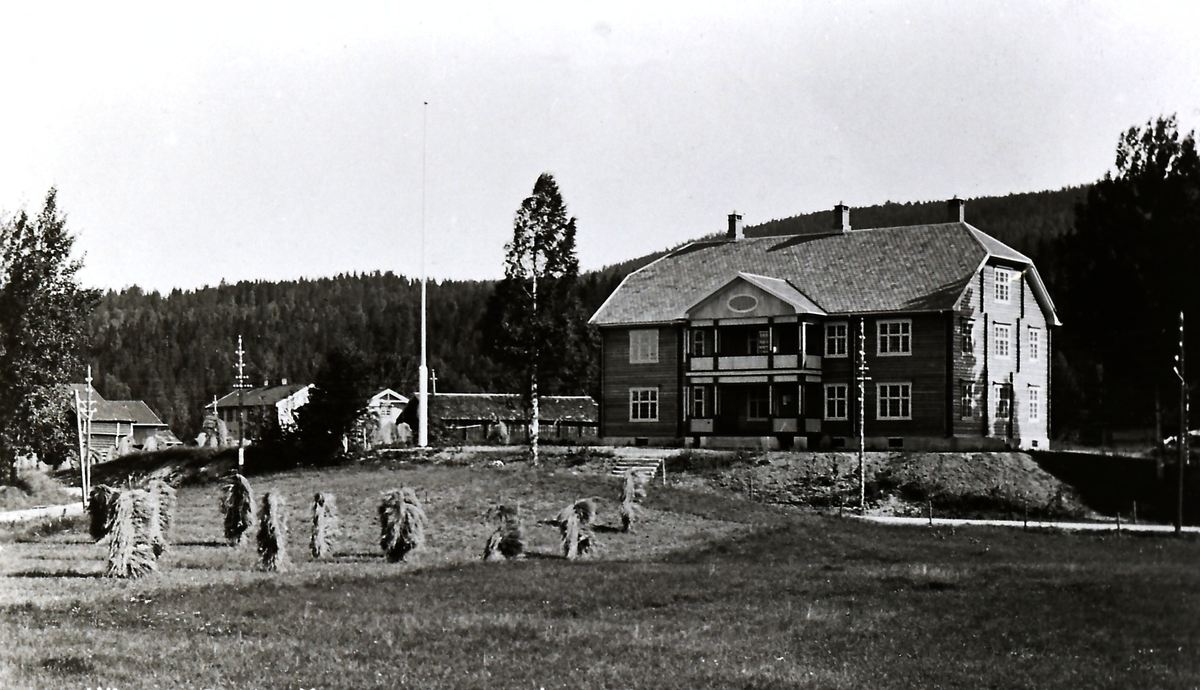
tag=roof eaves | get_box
[588,240,713,325]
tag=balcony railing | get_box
[687,354,822,372]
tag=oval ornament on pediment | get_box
[727,294,758,313]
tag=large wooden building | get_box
[589,200,1060,451]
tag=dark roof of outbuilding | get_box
[64,384,168,425]
[590,222,1059,326]
[215,384,310,408]
[110,400,167,427]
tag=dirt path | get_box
[856,514,1200,533]
[0,501,83,523]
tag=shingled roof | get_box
[215,384,310,408]
[590,222,1059,326]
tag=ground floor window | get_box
[877,382,912,420]
[960,381,976,419]
[994,383,1012,420]
[692,386,707,418]
[746,387,769,420]
[824,383,848,420]
[629,388,659,422]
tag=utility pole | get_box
[1175,311,1188,534]
[530,231,540,467]
[235,335,249,471]
[78,367,96,509]
[857,317,870,514]
[418,101,429,449]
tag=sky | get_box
[1,1,1198,293]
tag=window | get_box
[747,388,770,420]
[960,381,976,419]
[825,322,848,358]
[1028,386,1040,421]
[748,329,771,354]
[629,388,659,421]
[824,384,848,420]
[961,318,975,354]
[993,323,1011,359]
[1028,326,1041,362]
[692,386,707,418]
[994,267,1012,303]
[692,330,709,357]
[629,329,659,364]
[877,383,912,420]
[877,319,912,356]
[994,384,1012,420]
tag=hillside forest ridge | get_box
[79,116,1200,449]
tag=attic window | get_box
[727,295,758,313]
[994,267,1012,303]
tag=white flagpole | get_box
[418,101,429,448]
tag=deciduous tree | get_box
[0,189,99,484]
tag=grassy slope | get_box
[3,459,1200,689]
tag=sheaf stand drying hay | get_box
[554,498,598,560]
[483,503,524,561]
[221,473,256,546]
[379,487,426,563]
[257,492,290,572]
[310,492,339,559]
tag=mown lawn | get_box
[2,459,1199,689]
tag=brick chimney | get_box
[727,211,744,240]
[948,197,965,223]
[833,203,851,232]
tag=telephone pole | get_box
[235,335,249,471]
[418,101,429,449]
[857,317,870,514]
[1175,311,1188,534]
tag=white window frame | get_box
[629,387,659,422]
[691,329,709,357]
[825,322,848,358]
[629,329,659,364]
[994,383,1012,420]
[1028,385,1040,421]
[1028,326,1041,362]
[993,323,1011,359]
[877,319,912,357]
[960,381,976,420]
[824,383,848,421]
[994,267,1012,303]
[692,386,707,418]
[876,382,912,420]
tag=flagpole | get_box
[418,101,429,448]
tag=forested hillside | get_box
[87,186,1088,441]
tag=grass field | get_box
[3,455,1200,689]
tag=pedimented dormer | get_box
[686,272,826,321]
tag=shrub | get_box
[104,489,157,579]
[379,487,426,563]
[310,492,339,559]
[220,473,255,546]
[257,492,290,572]
[482,504,524,561]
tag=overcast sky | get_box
[1,1,1198,293]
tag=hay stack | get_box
[554,498,597,560]
[483,504,524,561]
[104,489,158,579]
[257,492,290,572]
[221,473,255,546]
[88,485,119,541]
[310,492,339,559]
[379,487,426,563]
[149,480,176,555]
[619,471,648,533]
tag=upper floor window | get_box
[629,329,659,364]
[993,323,1011,359]
[877,382,912,420]
[825,322,848,358]
[629,387,659,421]
[748,329,771,355]
[1028,326,1041,362]
[961,318,975,354]
[994,267,1012,303]
[692,329,709,357]
[877,319,912,356]
[824,384,848,420]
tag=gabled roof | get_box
[369,388,409,406]
[111,400,167,427]
[215,384,311,408]
[590,222,1060,326]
